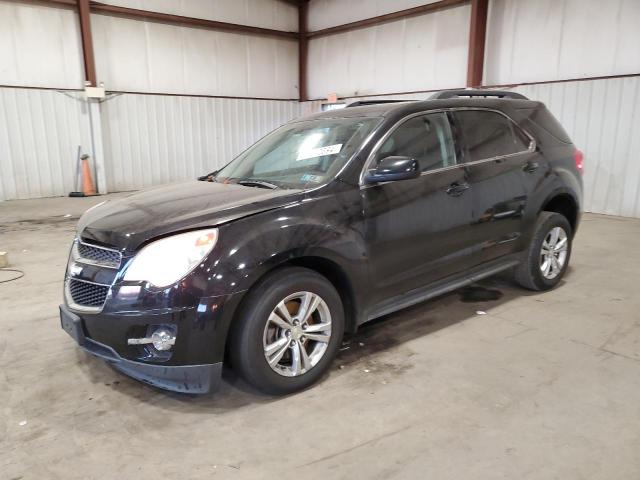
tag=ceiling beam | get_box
[22,0,298,40]
[89,2,298,39]
[307,0,469,39]
[466,0,488,87]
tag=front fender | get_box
[197,183,369,298]
[206,217,367,297]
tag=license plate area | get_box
[60,305,86,346]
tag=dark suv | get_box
[60,90,583,395]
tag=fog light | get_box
[151,328,176,351]
[127,325,177,351]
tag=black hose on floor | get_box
[0,268,25,283]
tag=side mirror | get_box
[364,156,420,184]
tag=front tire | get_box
[229,267,344,395]
[514,212,573,291]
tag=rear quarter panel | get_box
[511,104,584,243]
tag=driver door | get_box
[361,112,475,306]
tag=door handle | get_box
[522,161,539,173]
[446,182,470,197]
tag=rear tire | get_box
[514,212,573,291]
[229,267,344,395]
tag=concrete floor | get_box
[1,194,640,480]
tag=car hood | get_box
[78,181,303,251]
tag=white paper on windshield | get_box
[296,143,342,161]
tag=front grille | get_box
[68,278,109,308]
[77,241,121,268]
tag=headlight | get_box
[123,229,218,287]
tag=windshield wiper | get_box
[236,179,279,190]
[198,171,218,182]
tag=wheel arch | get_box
[540,191,580,233]
[223,254,359,369]
[286,255,358,334]
[224,250,361,357]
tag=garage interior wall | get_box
[0,0,301,200]
[304,0,640,219]
[306,1,471,99]
[0,2,87,201]
[1,0,640,220]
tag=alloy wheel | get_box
[540,226,568,280]
[262,291,332,377]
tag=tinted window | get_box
[374,113,456,173]
[454,110,531,162]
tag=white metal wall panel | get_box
[485,0,640,85]
[99,0,298,32]
[91,14,299,98]
[100,94,302,192]
[3,81,639,218]
[0,1,84,89]
[0,87,93,201]
[307,5,470,100]
[506,78,640,219]
[308,0,445,31]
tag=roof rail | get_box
[346,99,414,108]
[429,89,528,100]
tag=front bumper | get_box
[60,304,222,393]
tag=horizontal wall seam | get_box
[305,73,640,101]
[0,85,299,102]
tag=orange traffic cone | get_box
[70,154,97,197]
[80,154,97,196]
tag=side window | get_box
[454,110,531,162]
[375,113,456,173]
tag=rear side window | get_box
[454,110,531,162]
[375,112,456,173]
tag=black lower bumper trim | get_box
[60,304,222,394]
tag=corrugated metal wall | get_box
[92,13,299,99]
[310,76,640,218]
[0,87,93,200]
[0,88,306,200]
[508,78,640,219]
[485,0,640,85]
[2,0,640,221]
[0,0,303,201]
[100,93,303,192]
[307,3,470,99]
[308,0,443,30]
[3,79,640,219]
[0,1,84,89]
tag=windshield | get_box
[215,116,381,189]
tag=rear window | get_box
[454,110,532,162]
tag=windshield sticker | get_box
[297,143,343,161]
[300,173,323,183]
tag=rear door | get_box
[451,109,544,265]
[361,112,475,304]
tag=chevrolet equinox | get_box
[60,90,583,395]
